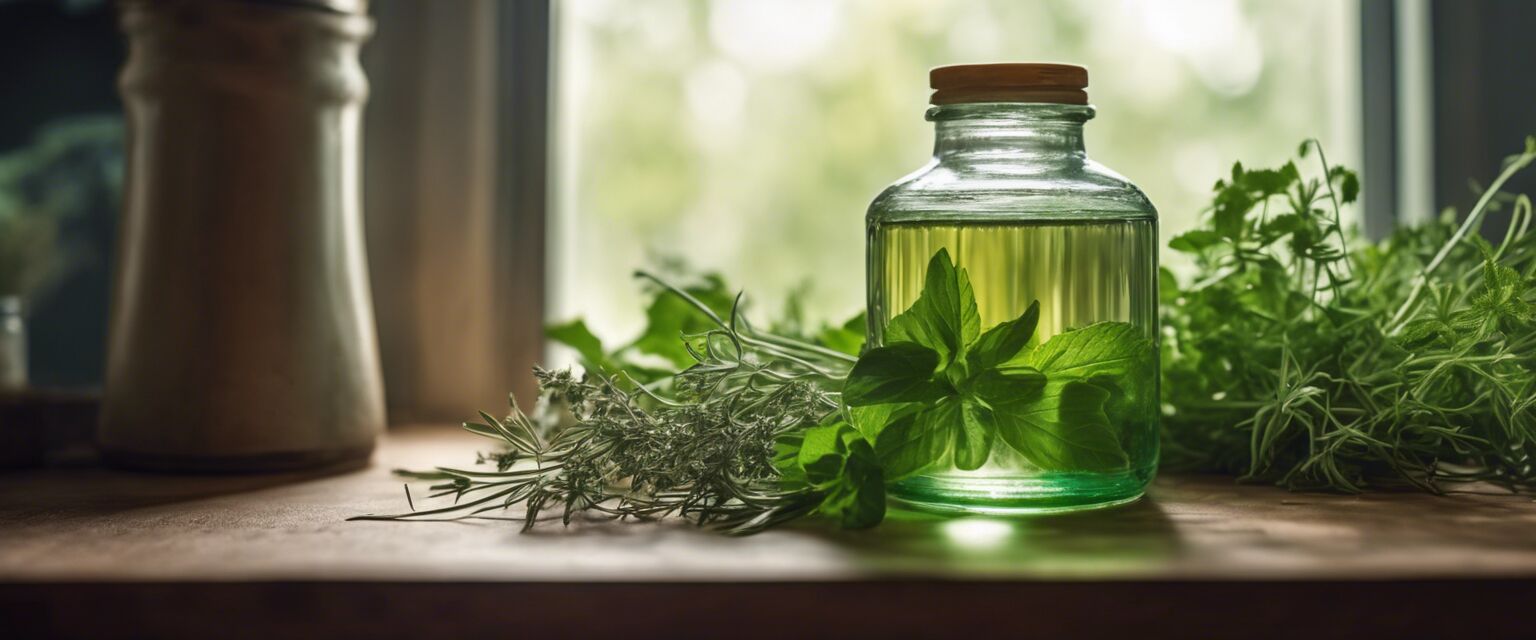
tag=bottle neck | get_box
[928,102,1092,162]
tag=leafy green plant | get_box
[842,249,1149,481]
[355,270,874,533]
[360,137,1536,535]
[0,116,122,300]
[356,251,1151,532]
[1161,138,1536,492]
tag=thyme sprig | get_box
[352,274,858,534]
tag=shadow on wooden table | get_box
[0,459,370,519]
[792,497,1183,577]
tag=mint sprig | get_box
[775,419,885,529]
[845,249,1146,480]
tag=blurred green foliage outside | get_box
[553,0,1358,342]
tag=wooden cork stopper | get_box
[929,63,1089,105]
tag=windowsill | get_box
[3,425,1534,634]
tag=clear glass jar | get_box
[0,296,26,391]
[865,64,1158,513]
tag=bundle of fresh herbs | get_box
[356,271,872,534]
[354,252,1147,531]
[841,249,1152,483]
[1161,138,1536,492]
[355,137,1536,533]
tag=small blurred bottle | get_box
[0,296,25,391]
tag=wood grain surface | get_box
[2,425,1534,637]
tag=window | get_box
[552,0,1360,343]
[0,0,122,388]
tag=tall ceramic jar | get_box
[864,64,1160,513]
[102,0,384,471]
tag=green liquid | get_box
[868,218,1160,513]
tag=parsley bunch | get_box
[1161,138,1536,492]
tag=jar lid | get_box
[929,63,1088,105]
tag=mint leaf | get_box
[913,399,965,473]
[955,398,995,470]
[777,421,886,529]
[816,312,867,356]
[967,366,1047,403]
[981,379,1128,471]
[630,273,736,368]
[886,248,980,365]
[847,402,912,442]
[797,423,848,485]
[966,301,1040,373]
[873,395,997,477]
[987,322,1144,471]
[772,432,807,486]
[873,411,947,481]
[1168,229,1223,254]
[1019,322,1152,379]
[546,319,612,370]
[818,434,885,529]
[843,342,949,406]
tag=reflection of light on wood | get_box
[942,518,1015,550]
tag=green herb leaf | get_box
[967,366,1047,403]
[873,411,948,482]
[772,432,807,486]
[797,423,848,485]
[1168,229,1223,253]
[816,433,886,529]
[982,378,1128,471]
[1019,322,1152,380]
[1471,260,1532,323]
[965,300,1040,373]
[546,319,614,371]
[629,273,736,368]
[886,248,980,365]
[1163,138,1536,493]
[842,342,949,406]
[955,398,995,470]
[780,421,886,529]
[817,312,868,356]
[847,402,911,442]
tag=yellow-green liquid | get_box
[868,218,1159,513]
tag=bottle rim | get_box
[926,102,1096,123]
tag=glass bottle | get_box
[865,64,1159,513]
[0,296,25,391]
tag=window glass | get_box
[0,0,122,387]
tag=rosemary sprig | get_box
[351,280,858,534]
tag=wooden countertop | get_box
[3,425,1535,638]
